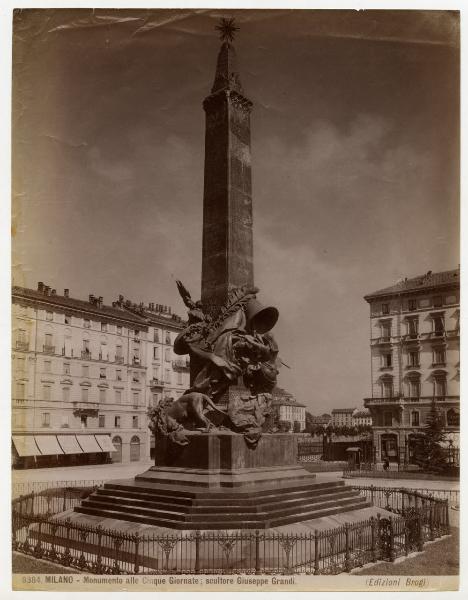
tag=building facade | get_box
[331,408,355,427]
[272,388,306,431]
[351,408,372,427]
[12,283,189,467]
[363,269,460,463]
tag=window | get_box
[63,362,70,375]
[44,360,51,373]
[100,343,108,361]
[101,323,107,332]
[45,333,53,347]
[116,369,122,381]
[165,347,171,362]
[165,331,172,345]
[132,371,140,383]
[81,387,89,402]
[153,329,160,343]
[133,392,140,406]
[116,345,123,358]
[433,296,443,308]
[381,323,391,340]
[153,346,160,360]
[114,416,121,428]
[81,415,88,429]
[382,378,393,398]
[134,330,140,338]
[43,385,51,401]
[132,415,139,428]
[82,365,89,378]
[433,347,446,365]
[408,299,417,311]
[46,311,53,321]
[83,339,90,353]
[383,412,392,427]
[99,415,105,428]
[382,353,392,368]
[152,393,160,407]
[409,378,420,398]
[16,357,25,372]
[407,318,418,338]
[62,387,70,402]
[115,390,122,404]
[434,376,447,398]
[116,326,122,335]
[42,412,51,427]
[100,367,106,379]
[447,409,460,427]
[99,389,106,404]
[17,329,27,343]
[408,350,419,367]
[16,382,25,398]
[177,372,183,385]
[84,319,91,328]
[433,316,445,335]
[65,314,71,325]
[61,415,69,428]
[165,369,171,384]
[411,411,420,426]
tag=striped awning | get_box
[57,435,83,455]
[95,435,117,452]
[76,435,103,453]
[12,436,40,457]
[34,436,64,456]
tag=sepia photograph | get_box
[8,4,460,593]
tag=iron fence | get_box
[12,487,450,575]
[12,480,106,499]
[351,484,459,506]
[12,487,98,516]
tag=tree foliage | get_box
[411,400,448,472]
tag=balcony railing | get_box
[15,341,29,351]
[405,363,420,369]
[132,357,141,366]
[150,378,164,388]
[43,345,55,354]
[402,333,419,342]
[81,350,92,359]
[364,396,403,406]
[172,359,190,371]
[98,353,109,361]
[446,329,459,338]
[371,336,392,345]
[114,356,124,364]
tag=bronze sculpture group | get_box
[148,282,281,447]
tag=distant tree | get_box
[412,400,447,472]
[305,411,314,433]
[293,420,301,433]
[278,420,292,433]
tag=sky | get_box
[11,8,459,414]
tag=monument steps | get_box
[74,479,371,529]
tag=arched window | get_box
[112,436,122,463]
[447,409,459,427]
[405,372,421,399]
[130,435,140,462]
[432,370,447,398]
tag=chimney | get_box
[119,294,124,302]
[51,289,56,295]
[89,294,95,304]
[98,296,103,307]
[37,282,44,293]
[44,286,50,296]
[64,288,69,297]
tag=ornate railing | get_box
[12,485,450,575]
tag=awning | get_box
[76,435,103,453]
[95,435,117,452]
[12,436,40,457]
[57,435,83,455]
[34,436,64,455]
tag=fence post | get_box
[34,518,43,558]
[376,513,382,560]
[255,530,260,575]
[344,523,351,572]
[133,532,140,574]
[313,530,320,575]
[63,517,72,566]
[388,516,395,562]
[370,485,375,506]
[30,490,35,516]
[429,501,435,541]
[62,489,67,513]
[417,512,424,552]
[194,530,201,574]
[401,490,405,513]
[445,499,450,533]
[370,517,376,562]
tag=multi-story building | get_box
[272,388,306,431]
[351,408,372,427]
[331,408,355,427]
[363,268,460,463]
[12,283,189,467]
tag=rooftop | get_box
[331,408,355,414]
[364,268,459,301]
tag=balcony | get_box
[98,352,109,362]
[172,359,190,371]
[364,396,403,407]
[446,329,459,339]
[115,356,124,364]
[371,337,392,346]
[13,397,27,405]
[81,350,92,359]
[15,340,29,351]
[405,363,420,369]
[72,401,99,416]
[43,344,55,354]
[402,334,420,343]
[132,357,141,366]
[431,361,446,368]
[150,378,164,388]
[422,331,446,341]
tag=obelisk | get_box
[201,19,254,314]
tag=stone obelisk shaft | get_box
[201,40,254,313]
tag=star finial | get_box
[215,17,239,43]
